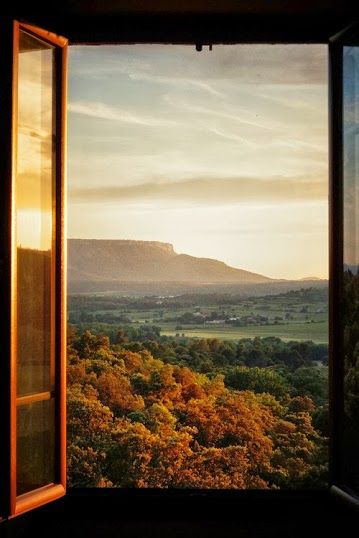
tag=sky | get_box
[68,44,328,280]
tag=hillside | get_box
[68,239,272,287]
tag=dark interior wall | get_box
[1,0,359,43]
[3,0,358,15]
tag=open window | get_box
[0,11,358,521]
[0,20,67,517]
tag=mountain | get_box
[68,239,272,288]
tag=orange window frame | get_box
[6,20,68,518]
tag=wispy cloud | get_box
[207,127,258,147]
[70,45,326,86]
[68,101,178,127]
[163,94,279,132]
[162,94,326,155]
[69,175,327,206]
[129,72,224,97]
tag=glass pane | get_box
[17,399,55,496]
[16,30,55,396]
[343,45,359,492]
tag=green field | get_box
[69,286,328,344]
[161,320,328,344]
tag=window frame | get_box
[0,10,359,521]
[0,20,67,518]
[329,22,359,508]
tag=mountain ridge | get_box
[68,238,272,284]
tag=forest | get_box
[67,324,328,489]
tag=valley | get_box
[68,286,328,344]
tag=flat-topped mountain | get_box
[68,239,272,285]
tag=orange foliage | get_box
[67,330,327,489]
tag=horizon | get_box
[68,44,328,280]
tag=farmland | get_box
[68,286,328,344]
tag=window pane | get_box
[16,31,55,396]
[17,399,55,496]
[343,46,359,492]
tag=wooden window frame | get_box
[0,20,67,518]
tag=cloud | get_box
[129,72,224,97]
[69,49,152,79]
[68,101,178,127]
[163,94,280,132]
[162,94,326,149]
[70,44,327,86]
[189,45,327,85]
[206,127,258,147]
[69,175,327,206]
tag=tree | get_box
[290,366,328,405]
[96,372,144,415]
[67,383,114,487]
[225,366,289,400]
